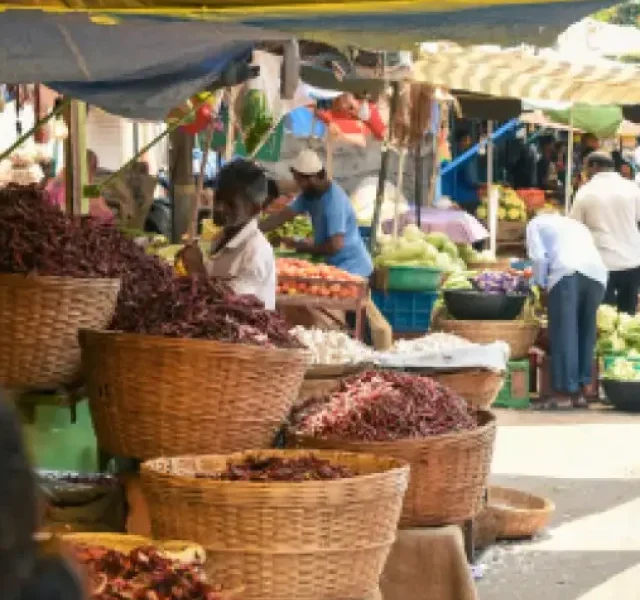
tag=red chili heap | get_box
[196,455,355,482]
[293,370,478,441]
[72,543,223,600]
[0,185,300,348]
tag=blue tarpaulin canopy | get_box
[0,11,291,119]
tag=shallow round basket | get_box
[429,369,505,410]
[601,379,640,412]
[0,274,120,389]
[79,330,311,459]
[140,449,409,600]
[58,532,243,599]
[487,486,555,540]
[443,290,527,321]
[435,318,539,360]
[293,411,496,528]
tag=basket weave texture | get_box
[435,317,539,359]
[0,274,120,389]
[429,369,505,410]
[294,411,496,528]
[80,330,310,459]
[140,449,409,600]
[487,486,555,540]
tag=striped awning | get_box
[413,44,640,105]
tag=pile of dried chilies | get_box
[293,370,478,441]
[0,185,300,348]
[195,455,355,482]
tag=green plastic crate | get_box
[494,359,531,409]
[387,265,443,292]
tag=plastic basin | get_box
[602,379,640,412]
[444,290,527,321]
[387,265,443,292]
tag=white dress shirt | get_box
[526,214,607,291]
[205,218,276,310]
[571,171,640,271]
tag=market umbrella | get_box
[0,0,612,48]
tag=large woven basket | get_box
[435,317,539,359]
[80,330,311,459]
[297,363,370,405]
[487,486,555,540]
[294,411,496,527]
[140,449,409,600]
[0,274,120,389]
[429,369,505,410]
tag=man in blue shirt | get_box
[527,211,607,409]
[261,149,373,278]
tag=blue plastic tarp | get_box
[0,11,289,120]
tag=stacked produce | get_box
[265,215,312,245]
[194,454,355,482]
[71,543,224,600]
[443,269,531,294]
[375,225,466,273]
[291,326,374,364]
[476,185,527,222]
[0,185,300,349]
[603,357,640,381]
[292,370,477,442]
[387,332,474,355]
[277,258,365,299]
[596,305,640,355]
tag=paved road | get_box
[477,407,640,600]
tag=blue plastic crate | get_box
[371,289,438,333]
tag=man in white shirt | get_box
[527,212,607,409]
[571,151,640,315]
[178,159,276,310]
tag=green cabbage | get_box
[605,357,640,381]
[597,305,618,333]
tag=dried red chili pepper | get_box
[293,370,478,441]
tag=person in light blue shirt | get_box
[527,211,607,409]
[261,149,373,277]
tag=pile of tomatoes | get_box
[276,258,364,299]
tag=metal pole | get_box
[487,120,497,256]
[565,108,574,214]
[370,81,400,253]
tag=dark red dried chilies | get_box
[0,185,301,349]
[293,370,478,441]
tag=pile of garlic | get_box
[290,326,374,365]
[389,332,474,355]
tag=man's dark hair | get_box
[586,151,614,170]
[538,134,555,149]
[455,128,471,144]
[217,159,269,209]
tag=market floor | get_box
[476,407,640,600]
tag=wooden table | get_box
[276,294,369,341]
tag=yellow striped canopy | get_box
[414,44,640,105]
[0,1,613,48]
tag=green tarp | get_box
[546,104,624,138]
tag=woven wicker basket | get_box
[140,449,409,600]
[80,330,311,459]
[58,532,242,599]
[435,318,539,359]
[297,363,369,405]
[429,369,505,410]
[0,274,120,390]
[294,411,496,528]
[487,486,555,540]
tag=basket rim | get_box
[0,273,120,285]
[79,328,312,361]
[488,485,556,514]
[141,449,410,490]
[293,409,496,447]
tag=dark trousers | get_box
[604,266,640,316]
[547,273,604,395]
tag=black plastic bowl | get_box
[443,290,527,321]
[602,379,640,412]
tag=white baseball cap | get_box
[290,149,324,176]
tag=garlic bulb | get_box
[291,326,374,365]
